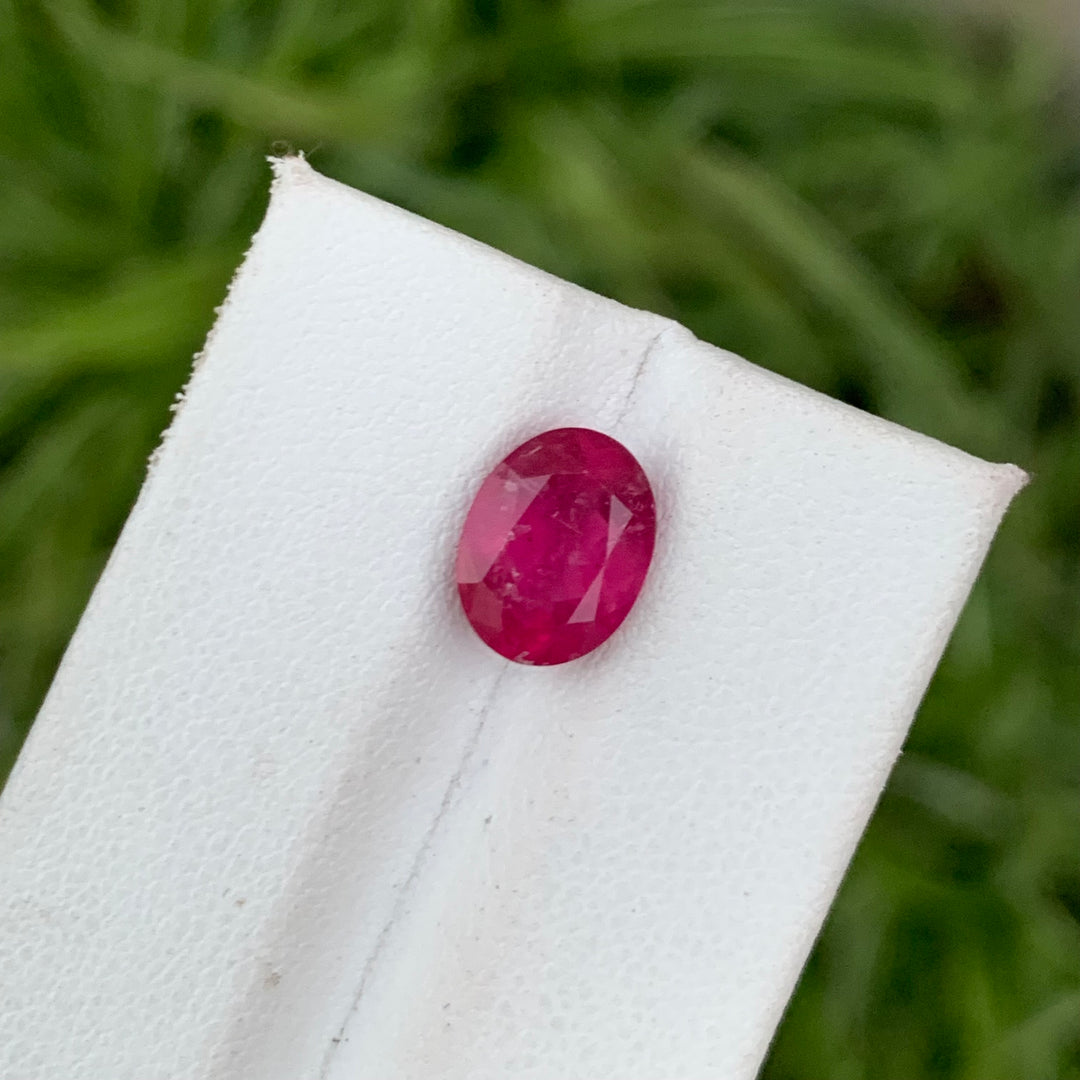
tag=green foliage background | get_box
[1,1,1077,1076]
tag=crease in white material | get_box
[0,156,1026,1080]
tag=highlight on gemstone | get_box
[455,427,656,665]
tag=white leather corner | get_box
[0,157,1025,1080]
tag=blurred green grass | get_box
[0,0,1077,1076]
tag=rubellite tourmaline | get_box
[455,428,656,665]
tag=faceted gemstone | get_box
[455,428,656,665]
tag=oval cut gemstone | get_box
[455,428,656,665]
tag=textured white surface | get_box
[0,158,1024,1080]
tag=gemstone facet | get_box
[455,428,656,665]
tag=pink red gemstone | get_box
[455,428,656,665]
